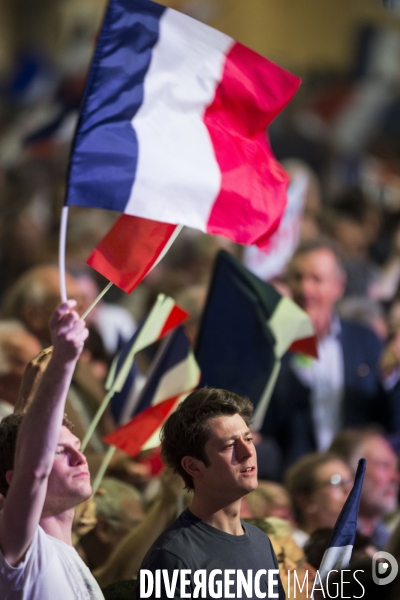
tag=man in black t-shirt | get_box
[137,388,285,599]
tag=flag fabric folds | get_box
[195,251,317,430]
[106,294,188,422]
[65,0,300,250]
[315,458,367,584]
[105,325,201,456]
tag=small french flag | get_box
[104,326,200,456]
[106,293,188,400]
[65,0,300,250]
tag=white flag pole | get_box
[91,446,117,494]
[81,281,113,320]
[59,207,69,303]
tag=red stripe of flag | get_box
[204,43,301,250]
[87,214,177,293]
[159,305,189,338]
[289,336,318,359]
[103,396,179,458]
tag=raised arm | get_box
[0,301,88,565]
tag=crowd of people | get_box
[3,2,400,599]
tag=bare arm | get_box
[0,302,88,565]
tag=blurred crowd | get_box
[3,1,400,598]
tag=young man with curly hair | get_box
[137,388,284,599]
[0,301,104,599]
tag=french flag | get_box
[106,294,188,423]
[313,458,367,595]
[104,326,200,457]
[65,0,300,251]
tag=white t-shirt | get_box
[0,526,104,600]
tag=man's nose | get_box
[236,438,254,461]
[70,449,87,467]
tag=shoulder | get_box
[340,319,381,346]
[140,510,195,568]
[340,319,383,363]
[242,523,278,560]
[0,527,45,586]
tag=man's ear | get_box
[5,470,13,486]
[181,456,204,481]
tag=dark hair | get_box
[284,452,344,524]
[160,387,253,491]
[0,412,74,497]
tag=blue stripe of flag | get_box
[109,318,144,423]
[65,0,166,211]
[328,458,366,549]
[133,326,190,415]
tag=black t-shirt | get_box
[136,508,285,599]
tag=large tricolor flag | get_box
[196,251,318,430]
[104,325,200,457]
[312,459,366,598]
[65,0,300,251]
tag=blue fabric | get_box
[329,458,366,548]
[134,326,190,415]
[110,319,144,423]
[195,251,277,411]
[65,0,165,211]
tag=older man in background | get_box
[330,428,399,549]
[262,238,400,467]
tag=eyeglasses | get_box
[316,474,353,490]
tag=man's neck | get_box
[39,508,75,545]
[312,313,334,341]
[189,496,244,535]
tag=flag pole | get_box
[92,445,117,494]
[59,207,69,302]
[251,359,281,431]
[81,293,167,452]
[81,281,113,320]
[81,389,115,452]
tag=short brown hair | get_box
[161,388,253,491]
[0,413,74,497]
